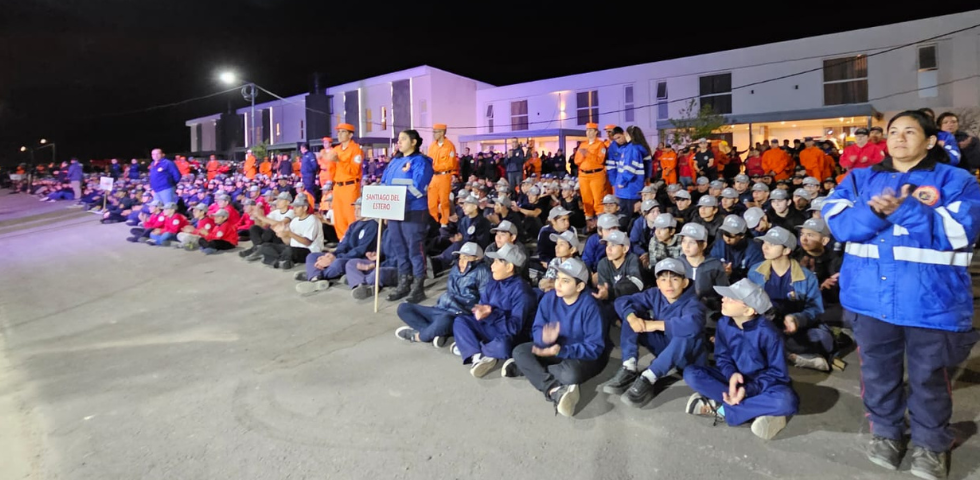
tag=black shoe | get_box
[385,275,412,302]
[501,358,522,378]
[126,236,139,243]
[278,260,294,270]
[238,246,256,258]
[601,366,638,395]
[405,277,426,304]
[910,445,949,480]
[867,435,907,471]
[351,284,372,300]
[129,227,144,235]
[549,384,580,417]
[621,375,655,408]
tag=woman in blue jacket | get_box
[822,111,980,479]
[380,130,434,303]
[614,126,651,215]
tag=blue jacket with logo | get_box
[715,315,795,401]
[605,141,619,186]
[710,238,764,282]
[478,275,537,339]
[381,152,433,212]
[532,290,605,361]
[822,157,980,331]
[67,162,83,181]
[615,142,647,200]
[747,260,824,329]
[436,261,491,314]
[149,158,181,192]
[614,285,707,340]
[334,218,379,259]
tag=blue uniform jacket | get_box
[381,152,434,212]
[110,163,122,178]
[149,158,181,191]
[127,165,141,180]
[480,275,536,339]
[629,216,654,256]
[615,142,646,200]
[436,261,491,314]
[938,131,961,166]
[300,151,318,181]
[505,148,525,174]
[605,141,619,186]
[715,315,793,398]
[822,157,980,331]
[334,219,379,259]
[533,291,605,361]
[614,285,707,340]
[459,214,492,248]
[747,260,824,329]
[67,163,83,181]
[710,238,764,281]
[582,233,607,272]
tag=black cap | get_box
[855,128,869,135]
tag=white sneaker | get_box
[294,280,330,295]
[792,354,830,372]
[501,358,519,378]
[751,415,787,440]
[432,336,447,348]
[554,384,580,418]
[469,356,497,378]
[450,342,460,356]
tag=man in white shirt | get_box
[241,191,296,261]
[256,196,323,270]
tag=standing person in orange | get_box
[573,122,609,228]
[427,123,457,226]
[761,139,793,180]
[175,156,191,177]
[292,156,302,177]
[324,123,364,239]
[317,137,335,190]
[244,150,258,179]
[259,157,272,177]
[206,155,220,181]
[659,144,678,185]
[798,137,827,180]
[523,150,542,179]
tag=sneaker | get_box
[910,446,949,480]
[551,384,580,417]
[450,342,460,356]
[351,284,372,300]
[501,358,522,378]
[295,280,330,295]
[278,260,294,270]
[600,367,639,395]
[685,393,724,419]
[621,376,655,408]
[126,236,139,243]
[245,252,263,262]
[394,326,419,343]
[866,436,906,471]
[184,241,198,251]
[293,271,309,281]
[751,415,787,440]
[145,239,156,245]
[238,246,256,258]
[469,356,498,378]
[792,353,830,372]
[432,336,447,348]
[425,256,436,280]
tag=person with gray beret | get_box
[648,213,683,266]
[709,215,764,283]
[581,213,621,273]
[766,187,806,232]
[594,230,644,305]
[677,222,730,316]
[720,188,747,217]
[628,199,662,269]
[691,194,724,246]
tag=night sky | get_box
[1,1,977,166]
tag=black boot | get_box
[405,277,426,304]
[386,274,413,301]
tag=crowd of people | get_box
[6,108,980,480]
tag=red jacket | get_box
[163,213,190,235]
[205,220,239,246]
[207,204,241,226]
[841,142,884,170]
[194,217,215,236]
[144,212,166,229]
[237,212,254,230]
[744,156,764,176]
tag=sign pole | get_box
[360,184,407,313]
[374,218,382,313]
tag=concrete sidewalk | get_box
[1,198,978,479]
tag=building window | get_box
[381,106,387,130]
[624,85,634,123]
[299,120,305,140]
[365,108,373,133]
[918,45,938,71]
[699,73,732,114]
[576,90,598,125]
[917,45,939,98]
[486,104,494,134]
[511,100,528,131]
[823,56,868,105]
[656,81,668,119]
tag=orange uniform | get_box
[206,159,219,181]
[259,159,272,177]
[427,133,457,225]
[244,154,257,180]
[317,137,336,187]
[330,137,364,240]
[798,147,827,180]
[292,157,301,176]
[761,148,793,181]
[574,129,609,219]
[659,150,678,185]
[523,155,542,179]
[175,157,190,177]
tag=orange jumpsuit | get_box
[427,138,457,225]
[523,155,542,179]
[244,154,257,180]
[259,160,272,177]
[331,141,364,239]
[292,157,301,177]
[206,159,219,181]
[799,147,828,180]
[761,148,793,181]
[175,158,190,177]
[659,151,678,185]
[573,140,609,218]
[317,148,336,187]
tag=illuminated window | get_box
[381,106,387,130]
[486,104,494,134]
[823,56,868,105]
[624,85,634,123]
[656,81,668,119]
[365,108,373,133]
[576,91,598,125]
[511,100,528,131]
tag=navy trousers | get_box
[388,210,428,277]
[512,342,605,399]
[620,326,706,378]
[453,315,513,363]
[852,312,979,452]
[684,365,799,426]
[398,304,456,342]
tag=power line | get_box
[81,85,243,120]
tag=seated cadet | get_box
[484,220,529,278]
[148,202,188,246]
[176,203,213,250]
[639,184,658,202]
[791,189,811,215]
[126,200,164,243]
[748,227,829,371]
[488,196,524,240]
[560,184,586,230]
[749,182,771,210]
[710,215,764,283]
[429,195,492,276]
[690,195,724,248]
[684,279,799,440]
[508,258,606,418]
[236,199,257,241]
[794,217,846,346]
[604,258,708,407]
[198,208,239,254]
[538,230,579,293]
[296,198,376,294]
[592,229,644,307]
[719,188,746,217]
[346,226,400,300]
[395,242,491,347]
[100,190,136,224]
[515,186,550,242]
[807,197,826,220]
[648,213,682,265]
[678,223,730,316]
[669,189,694,223]
[742,207,770,238]
[600,194,632,232]
[628,199,661,270]
[240,192,295,260]
[581,213,620,274]
[207,192,241,227]
[452,243,536,378]
[765,189,805,232]
[257,196,323,270]
[535,206,573,268]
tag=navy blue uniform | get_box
[614,285,707,377]
[453,275,536,362]
[380,152,434,277]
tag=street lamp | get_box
[37,139,56,164]
[219,70,257,149]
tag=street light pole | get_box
[246,83,256,148]
[38,139,56,164]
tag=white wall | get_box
[428,69,480,150]
[360,82,393,138]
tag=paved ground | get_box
[1,190,979,480]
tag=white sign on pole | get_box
[99,176,114,191]
[360,185,407,221]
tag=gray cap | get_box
[696,177,709,185]
[793,189,812,201]
[719,215,747,235]
[527,186,541,196]
[249,185,260,192]
[674,190,691,200]
[710,180,726,190]
[492,220,518,235]
[734,174,750,183]
[550,230,580,251]
[463,195,480,205]
[721,188,739,199]
[769,189,789,200]
[215,193,230,201]
[654,257,686,276]
[653,213,677,229]
[485,242,527,268]
[148,200,162,207]
[276,192,293,202]
[714,278,773,314]
[797,218,830,237]
[548,206,571,220]
[697,195,718,208]
[163,202,177,210]
[213,208,230,217]
[601,230,629,246]
[678,222,708,241]
[808,196,827,211]
[666,183,682,193]
[755,226,797,249]
[602,194,617,205]
[751,183,770,192]
[243,198,257,206]
[291,196,309,207]
[495,196,512,208]
[556,257,589,283]
[452,242,484,260]
[640,185,657,194]
[743,207,766,229]
[193,203,208,211]
[262,190,275,197]
[597,213,620,230]
[803,176,821,186]
[641,199,660,213]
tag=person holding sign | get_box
[380,129,435,303]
